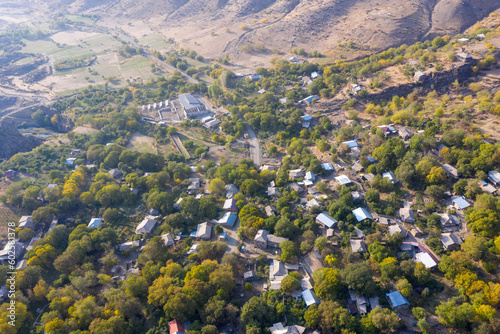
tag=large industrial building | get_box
[179,93,206,118]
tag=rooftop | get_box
[179,93,203,110]
[316,212,337,228]
[352,207,373,222]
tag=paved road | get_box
[244,122,261,166]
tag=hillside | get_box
[37,0,500,65]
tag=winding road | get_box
[244,122,261,166]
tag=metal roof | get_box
[415,252,437,269]
[179,93,203,110]
[488,170,500,184]
[335,175,352,185]
[88,218,103,228]
[453,196,471,210]
[352,207,373,222]
[218,212,237,226]
[386,291,409,308]
[301,289,318,307]
[316,212,337,228]
[342,140,358,148]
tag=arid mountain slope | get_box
[31,0,500,63]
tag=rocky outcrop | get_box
[366,61,475,102]
[0,119,42,159]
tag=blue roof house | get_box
[88,218,103,229]
[453,196,471,210]
[218,212,237,227]
[386,291,410,310]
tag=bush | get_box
[244,282,253,291]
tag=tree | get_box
[312,268,342,300]
[368,241,390,263]
[365,189,380,203]
[274,216,298,239]
[379,257,401,282]
[280,240,298,263]
[341,263,376,296]
[395,278,413,298]
[466,208,500,238]
[438,251,472,280]
[317,300,358,334]
[280,275,301,293]
[368,306,401,333]
[461,235,487,261]
[314,237,327,251]
[209,178,226,195]
[435,298,474,331]
[304,304,321,328]
[240,296,276,328]
[240,179,261,197]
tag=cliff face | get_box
[0,119,42,160]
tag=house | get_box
[326,229,334,239]
[218,212,237,227]
[352,208,373,222]
[302,289,319,307]
[361,173,375,182]
[335,175,352,186]
[350,239,367,253]
[289,183,304,193]
[267,235,289,248]
[148,208,160,216]
[453,196,471,210]
[302,95,320,104]
[108,169,122,178]
[378,215,396,225]
[305,171,315,182]
[399,207,415,223]
[349,290,369,315]
[161,233,175,247]
[196,222,212,240]
[289,56,299,63]
[0,241,23,264]
[386,291,410,310]
[169,319,185,334]
[302,76,312,85]
[179,93,206,118]
[223,198,238,211]
[187,244,199,255]
[369,297,380,311]
[321,163,335,172]
[388,224,407,237]
[269,323,306,334]
[204,119,221,129]
[414,71,427,82]
[248,74,262,81]
[351,162,363,173]
[18,216,35,229]
[254,229,270,249]
[441,163,459,178]
[267,187,279,196]
[342,140,358,148]
[439,213,459,228]
[269,259,288,289]
[378,125,397,137]
[88,218,103,229]
[488,170,500,185]
[455,52,473,63]
[225,184,239,198]
[311,71,321,79]
[188,178,201,192]
[65,157,77,165]
[265,205,276,217]
[117,240,140,252]
[5,170,15,178]
[70,149,81,155]
[316,212,337,228]
[289,169,304,179]
[173,198,183,210]
[410,226,424,237]
[306,198,322,209]
[441,232,463,251]
[351,147,361,157]
[136,216,157,235]
[258,89,266,94]
[415,252,438,269]
[479,180,496,194]
[382,171,397,184]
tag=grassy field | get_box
[139,33,171,51]
[0,205,20,240]
[126,132,157,154]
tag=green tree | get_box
[313,268,343,300]
[280,240,298,263]
[341,263,377,296]
[368,306,401,333]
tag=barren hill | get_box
[31,0,500,64]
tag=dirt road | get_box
[244,122,261,166]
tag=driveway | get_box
[244,122,261,166]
